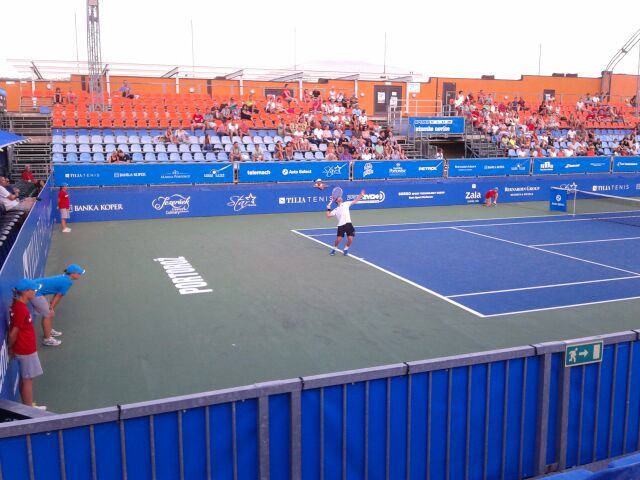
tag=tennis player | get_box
[313,178,328,190]
[484,187,499,207]
[326,189,365,256]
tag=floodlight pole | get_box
[86,0,105,112]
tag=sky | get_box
[1,0,639,80]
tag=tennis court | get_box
[38,201,640,413]
[295,210,640,317]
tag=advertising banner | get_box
[54,163,234,186]
[532,157,611,175]
[237,161,349,183]
[408,117,465,135]
[352,160,443,180]
[549,187,568,212]
[612,157,640,173]
[448,158,532,177]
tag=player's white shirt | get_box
[330,201,353,226]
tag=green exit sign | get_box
[565,341,604,367]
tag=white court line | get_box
[451,227,640,276]
[448,275,640,298]
[290,229,486,318]
[293,208,640,234]
[299,215,640,238]
[531,236,640,247]
[481,295,640,318]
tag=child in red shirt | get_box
[58,183,71,233]
[8,279,44,407]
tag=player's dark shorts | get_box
[337,223,355,238]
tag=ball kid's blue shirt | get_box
[33,275,73,297]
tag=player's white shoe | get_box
[62,228,71,233]
[42,337,62,346]
[50,329,63,337]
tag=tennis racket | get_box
[331,186,343,202]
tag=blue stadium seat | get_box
[189,136,199,144]
[205,152,216,162]
[181,152,193,161]
[169,152,180,162]
[77,129,88,136]
[103,135,115,144]
[52,135,63,144]
[246,144,255,153]
[129,135,140,144]
[241,153,250,161]
[145,152,156,162]
[103,129,113,136]
[118,144,129,153]
[253,136,263,144]
[267,144,275,152]
[155,144,167,153]
[52,153,65,163]
[242,136,252,144]
[132,153,144,162]
[274,136,283,144]
[263,136,273,145]
[284,136,293,144]
[79,144,91,153]
[179,144,190,153]
[293,152,304,161]
[130,144,142,153]
[232,136,242,144]
[90,135,102,144]
[64,135,77,144]
[143,144,154,153]
[78,135,89,144]
[193,152,205,162]
[141,135,153,144]
[263,151,273,161]
[167,144,178,153]
[217,152,228,161]
[92,144,104,153]
[126,129,138,136]
[79,153,92,162]
[66,153,78,162]
[221,136,231,144]
[211,136,221,145]
[267,129,277,137]
[319,143,327,152]
[190,144,201,153]
[93,153,105,162]
[105,144,116,154]
[304,152,314,160]
[116,135,128,144]
[315,151,324,160]
[52,144,64,153]
[157,152,169,162]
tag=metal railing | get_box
[1,331,640,479]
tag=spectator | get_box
[108,151,121,164]
[0,177,33,212]
[204,108,217,129]
[282,83,297,105]
[119,80,135,99]
[20,165,45,192]
[435,148,444,160]
[8,279,45,407]
[227,119,239,138]
[252,143,265,161]
[203,134,214,152]
[284,142,295,161]
[53,87,64,104]
[174,127,189,143]
[117,149,131,162]
[191,108,205,134]
[66,89,76,104]
[229,142,243,162]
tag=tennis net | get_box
[570,189,640,227]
